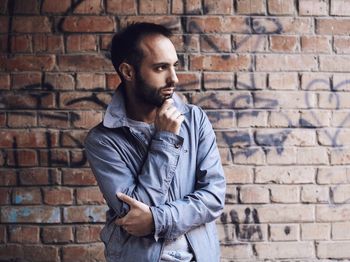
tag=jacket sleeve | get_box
[85,128,184,218]
[150,109,226,240]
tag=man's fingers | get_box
[116,192,137,207]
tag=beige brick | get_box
[332,222,350,240]
[256,54,317,72]
[206,110,236,129]
[301,223,330,240]
[301,73,331,91]
[301,185,329,203]
[267,0,295,15]
[237,223,267,242]
[217,223,236,244]
[255,242,315,259]
[317,204,350,222]
[334,37,350,54]
[223,166,254,184]
[266,147,297,165]
[269,110,300,127]
[254,91,317,109]
[331,0,350,16]
[318,129,350,147]
[299,0,328,16]
[256,129,317,146]
[320,55,350,72]
[319,92,350,109]
[215,130,252,148]
[203,72,234,90]
[225,185,237,204]
[333,73,350,91]
[296,147,329,165]
[218,147,233,166]
[236,0,266,15]
[301,35,331,54]
[270,185,299,203]
[269,224,299,241]
[258,204,314,223]
[317,18,350,35]
[268,73,298,90]
[332,185,350,203]
[300,110,331,127]
[317,241,350,259]
[255,167,315,184]
[237,73,267,90]
[232,147,265,165]
[221,244,253,259]
[317,167,350,184]
[191,91,253,109]
[237,110,268,127]
[330,148,350,165]
[239,185,269,204]
[223,205,262,224]
[270,35,299,52]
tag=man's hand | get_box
[115,193,155,237]
[154,99,185,135]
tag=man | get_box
[85,22,226,262]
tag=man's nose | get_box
[168,67,179,85]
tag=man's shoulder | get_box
[85,122,125,146]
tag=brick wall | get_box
[1,0,350,261]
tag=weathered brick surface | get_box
[2,1,350,261]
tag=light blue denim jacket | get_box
[85,86,226,262]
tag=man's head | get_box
[111,23,179,107]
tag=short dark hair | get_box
[111,22,173,79]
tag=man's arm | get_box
[85,99,184,219]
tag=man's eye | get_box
[156,65,167,71]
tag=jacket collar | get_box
[103,84,189,129]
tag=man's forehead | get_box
[139,34,177,62]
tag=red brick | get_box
[9,226,39,243]
[204,0,233,14]
[0,170,17,186]
[254,17,312,34]
[267,0,295,15]
[59,91,112,110]
[0,0,8,14]
[43,187,73,205]
[270,35,298,52]
[62,168,97,186]
[2,91,55,110]
[12,16,51,33]
[76,187,105,205]
[187,16,249,33]
[19,168,60,185]
[256,54,317,71]
[42,226,74,244]
[7,112,37,128]
[316,18,350,35]
[0,225,5,243]
[100,34,112,50]
[70,150,89,167]
[237,73,267,90]
[0,130,58,148]
[42,0,71,13]
[0,244,23,261]
[12,187,41,205]
[0,188,11,204]
[171,34,199,53]
[106,0,136,14]
[62,243,105,262]
[60,130,87,148]
[236,0,266,15]
[1,206,61,223]
[106,73,121,90]
[76,73,105,90]
[33,35,64,53]
[176,72,200,91]
[190,54,251,71]
[44,73,75,90]
[233,35,268,52]
[299,0,328,16]
[62,16,115,32]
[0,74,10,90]
[11,35,32,53]
[0,17,8,33]
[76,225,102,243]
[22,245,59,262]
[5,55,55,71]
[58,54,114,72]
[38,111,70,128]
[13,0,39,14]
[74,0,103,14]
[172,0,202,14]
[66,34,97,52]
[71,111,103,129]
[119,16,181,32]
[301,35,331,53]
[200,34,231,52]
[203,72,234,90]
[139,0,168,14]
[12,72,41,89]
[40,149,69,167]
[7,150,38,167]
[63,206,107,223]
[0,35,8,52]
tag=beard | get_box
[134,70,175,108]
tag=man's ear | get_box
[119,62,134,81]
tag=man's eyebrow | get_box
[152,61,179,66]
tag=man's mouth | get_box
[161,87,175,96]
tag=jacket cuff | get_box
[152,131,184,151]
[150,205,172,241]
